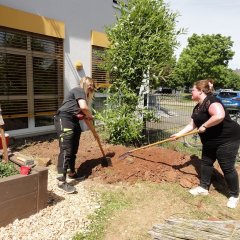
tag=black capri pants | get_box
[200,140,240,197]
[54,113,81,175]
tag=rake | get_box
[119,129,199,160]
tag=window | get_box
[219,92,238,98]
[92,46,111,89]
[0,28,64,130]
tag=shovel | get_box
[84,118,112,167]
[119,129,199,160]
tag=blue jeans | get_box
[200,140,240,197]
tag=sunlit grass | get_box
[73,188,132,240]
[73,180,240,239]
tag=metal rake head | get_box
[118,151,131,160]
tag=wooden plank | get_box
[0,173,38,203]
[149,218,240,240]
[2,111,56,119]
[35,167,48,211]
[0,167,48,227]
[0,126,8,162]
[0,192,37,227]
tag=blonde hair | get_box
[79,76,95,106]
[194,79,214,95]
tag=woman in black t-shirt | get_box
[54,76,95,193]
[171,79,240,208]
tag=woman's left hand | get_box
[85,115,94,120]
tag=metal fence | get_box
[144,93,195,144]
[93,92,196,143]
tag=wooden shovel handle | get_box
[0,126,8,162]
[84,119,106,157]
[129,129,199,154]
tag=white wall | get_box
[0,0,117,137]
[0,0,117,93]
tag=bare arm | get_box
[198,102,225,133]
[78,99,93,119]
[171,119,197,139]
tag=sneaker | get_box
[57,176,66,182]
[57,181,76,194]
[67,172,85,181]
[227,197,239,209]
[189,186,209,196]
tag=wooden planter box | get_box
[0,166,48,227]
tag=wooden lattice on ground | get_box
[149,218,240,239]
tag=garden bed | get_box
[0,166,48,227]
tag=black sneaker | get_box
[57,182,76,194]
[67,172,85,181]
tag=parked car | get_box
[154,87,172,94]
[213,90,220,96]
[213,88,233,96]
[216,90,240,110]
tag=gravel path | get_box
[0,166,100,240]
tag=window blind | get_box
[0,27,64,130]
[92,46,112,89]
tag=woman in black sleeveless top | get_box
[171,79,240,208]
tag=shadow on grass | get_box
[173,154,228,197]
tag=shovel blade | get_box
[101,157,112,167]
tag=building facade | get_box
[0,0,117,137]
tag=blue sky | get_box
[167,0,240,69]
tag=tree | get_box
[103,0,183,92]
[97,0,183,145]
[172,34,235,88]
[224,69,240,89]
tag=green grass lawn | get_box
[73,179,240,240]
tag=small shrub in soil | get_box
[0,162,19,178]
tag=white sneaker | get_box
[189,186,209,196]
[227,197,239,209]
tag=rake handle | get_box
[129,129,199,154]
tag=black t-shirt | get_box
[191,94,240,146]
[58,87,87,115]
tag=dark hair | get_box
[194,79,214,94]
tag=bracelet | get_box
[202,125,207,129]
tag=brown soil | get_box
[11,130,234,189]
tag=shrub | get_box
[96,104,143,145]
[0,162,19,178]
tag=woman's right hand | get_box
[198,125,207,133]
